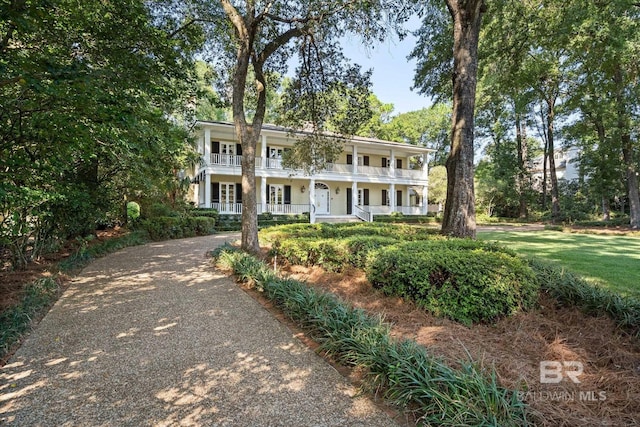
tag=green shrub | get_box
[343,235,399,268]
[137,216,216,241]
[528,258,640,337]
[211,248,528,425]
[189,208,219,221]
[271,238,350,272]
[366,241,538,325]
[1,277,60,360]
[126,201,141,222]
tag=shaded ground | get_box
[279,263,640,427]
[1,234,399,426]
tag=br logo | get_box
[539,361,584,384]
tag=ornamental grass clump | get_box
[528,257,640,337]
[209,247,529,426]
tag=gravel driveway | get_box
[0,234,398,426]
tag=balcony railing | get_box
[201,155,426,180]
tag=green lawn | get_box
[478,230,640,298]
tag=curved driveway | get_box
[1,234,398,426]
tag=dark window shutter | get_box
[267,146,271,157]
[236,144,242,155]
[212,182,220,203]
[397,190,402,206]
[363,189,369,206]
[346,188,352,214]
[396,159,402,169]
[284,185,291,204]
[382,189,387,206]
[236,183,242,203]
[266,184,269,203]
[212,141,220,154]
[363,156,369,166]
[382,157,387,167]
[347,154,353,165]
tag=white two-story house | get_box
[191,121,434,223]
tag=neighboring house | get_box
[530,147,580,190]
[190,121,435,223]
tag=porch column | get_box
[205,172,212,208]
[309,179,316,224]
[389,183,396,212]
[352,145,358,174]
[204,128,211,164]
[260,134,267,168]
[260,176,267,214]
[422,185,428,215]
[422,153,429,179]
[389,149,395,177]
[406,188,411,210]
[352,181,358,214]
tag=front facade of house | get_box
[191,121,434,223]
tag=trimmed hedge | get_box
[366,241,539,325]
[210,247,528,426]
[138,216,216,240]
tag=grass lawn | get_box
[478,230,640,299]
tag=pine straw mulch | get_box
[0,227,129,313]
[270,262,640,426]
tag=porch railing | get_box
[354,205,373,222]
[211,202,243,214]
[264,203,309,215]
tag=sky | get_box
[340,22,433,115]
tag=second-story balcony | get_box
[203,155,426,181]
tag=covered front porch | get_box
[194,176,430,223]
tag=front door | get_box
[315,183,330,215]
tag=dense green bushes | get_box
[211,247,528,426]
[262,223,536,324]
[528,258,640,338]
[137,216,217,240]
[367,242,539,325]
[1,278,60,361]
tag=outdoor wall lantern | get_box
[335,187,340,194]
[300,185,306,193]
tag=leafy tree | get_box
[189,0,413,253]
[428,165,447,206]
[1,0,200,268]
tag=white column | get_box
[261,134,267,168]
[204,128,211,164]
[205,173,212,209]
[352,181,358,214]
[309,179,316,223]
[406,187,411,210]
[422,185,428,215]
[389,183,396,212]
[422,153,429,179]
[261,177,267,213]
[390,149,395,177]
[352,145,358,174]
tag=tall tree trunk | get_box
[614,68,640,229]
[539,105,548,210]
[515,112,528,218]
[441,0,485,238]
[230,42,260,253]
[602,195,611,221]
[546,98,561,222]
